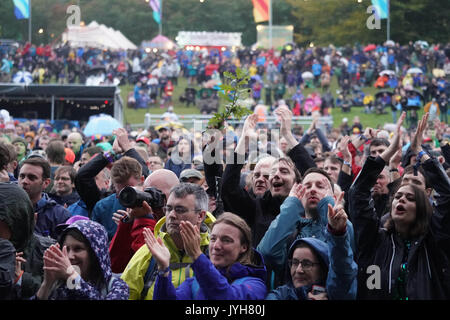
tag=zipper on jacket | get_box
[388,234,396,294]
[424,244,432,279]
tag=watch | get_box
[359,134,368,142]
[157,266,170,277]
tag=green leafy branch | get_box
[208,67,252,129]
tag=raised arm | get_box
[221,114,258,222]
[349,112,406,261]
[324,192,358,300]
[275,106,316,175]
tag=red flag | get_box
[252,0,269,23]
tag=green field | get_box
[120,76,424,129]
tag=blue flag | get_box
[13,0,30,19]
[149,0,161,24]
[371,0,388,19]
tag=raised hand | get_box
[411,112,429,154]
[327,191,347,233]
[242,113,258,139]
[113,128,132,154]
[289,182,306,201]
[143,227,170,270]
[338,136,352,162]
[43,244,76,282]
[275,105,298,150]
[179,221,202,261]
[380,111,406,163]
[274,105,293,138]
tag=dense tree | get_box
[0,0,448,47]
[286,0,449,46]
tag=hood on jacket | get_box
[59,220,113,286]
[221,249,267,284]
[0,183,34,251]
[288,237,329,275]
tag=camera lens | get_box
[119,186,137,207]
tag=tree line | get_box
[0,0,448,48]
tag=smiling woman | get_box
[150,212,268,300]
[33,220,129,300]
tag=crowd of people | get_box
[1,95,450,300]
[1,41,449,119]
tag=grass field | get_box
[120,76,424,129]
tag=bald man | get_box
[109,169,180,273]
[66,132,84,162]
[251,156,276,197]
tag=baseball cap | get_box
[136,136,150,146]
[180,169,203,181]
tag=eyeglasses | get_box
[163,205,201,215]
[288,259,321,271]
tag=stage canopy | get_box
[0,84,123,125]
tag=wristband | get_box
[157,266,171,277]
[14,270,24,284]
[389,168,399,172]
[359,134,368,142]
[416,150,426,163]
[343,160,351,168]
[103,151,116,164]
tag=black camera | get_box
[118,186,165,209]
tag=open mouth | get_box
[272,182,284,189]
[395,204,406,215]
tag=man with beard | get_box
[258,167,355,289]
[221,106,315,247]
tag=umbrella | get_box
[386,40,395,47]
[83,114,122,136]
[380,70,396,77]
[251,74,263,82]
[433,68,446,78]
[363,44,376,52]
[424,101,440,116]
[407,67,423,74]
[13,71,33,85]
[85,66,106,76]
[301,71,314,80]
[375,90,394,99]
[415,40,429,49]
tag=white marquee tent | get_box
[62,21,137,50]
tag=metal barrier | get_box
[128,114,333,131]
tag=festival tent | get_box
[62,21,137,50]
[142,35,176,50]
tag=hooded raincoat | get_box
[153,250,267,300]
[36,220,129,300]
[266,235,357,300]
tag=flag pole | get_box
[387,0,390,41]
[159,0,162,35]
[28,0,32,44]
[269,0,272,49]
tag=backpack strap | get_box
[140,256,157,300]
